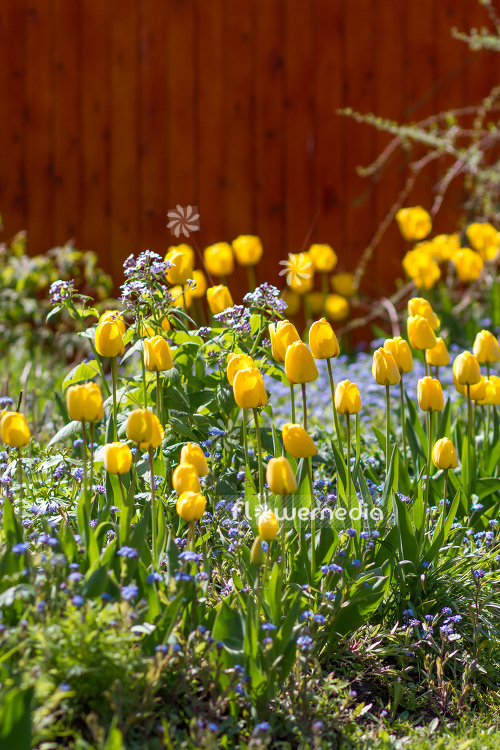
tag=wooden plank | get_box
[25,0,53,254]
[196,0,225,259]
[343,0,376,293]
[0,0,27,238]
[110,0,139,278]
[254,0,285,287]
[284,0,315,256]
[138,0,168,254]
[53,0,81,245]
[314,0,343,263]
[81,0,111,272]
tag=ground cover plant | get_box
[3,230,500,749]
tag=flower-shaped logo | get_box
[167,205,200,238]
[279,252,312,287]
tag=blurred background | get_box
[0,0,498,302]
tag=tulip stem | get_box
[148,447,157,560]
[345,414,352,507]
[424,357,429,378]
[326,359,343,455]
[423,410,433,538]
[155,371,163,424]
[253,408,264,503]
[443,468,449,509]
[385,386,391,476]
[82,422,88,512]
[118,473,127,505]
[17,448,23,519]
[290,384,296,423]
[90,422,95,511]
[301,383,308,432]
[141,351,148,411]
[306,457,316,581]
[246,264,257,292]
[242,408,250,472]
[467,384,473,505]
[188,520,195,552]
[400,377,407,470]
[111,356,118,441]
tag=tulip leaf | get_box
[0,686,33,750]
[394,495,419,566]
[62,360,100,390]
[47,420,83,448]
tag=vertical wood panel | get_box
[110,0,139,271]
[53,0,81,244]
[25,0,53,254]
[81,0,110,268]
[0,0,27,237]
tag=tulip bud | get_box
[432,438,458,470]
[396,206,432,241]
[383,337,413,374]
[227,353,255,386]
[478,376,500,406]
[191,269,207,298]
[172,463,201,494]
[308,243,338,272]
[144,336,174,372]
[372,348,401,386]
[180,443,209,476]
[206,285,233,315]
[139,413,164,450]
[176,491,206,521]
[165,249,193,285]
[282,423,318,458]
[66,382,104,423]
[453,249,483,282]
[309,318,340,359]
[473,330,500,364]
[407,315,437,350]
[99,310,126,336]
[407,298,440,330]
[95,317,125,358]
[233,367,268,409]
[266,456,297,495]
[103,442,133,474]
[0,411,30,448]
[166,243,195,267]
[331,272,355,298]
[417,377,444,412]
[402,249,440,290]
[204,242,234,277]
[334,380,362,415]
[251,536,266,566]
[466,222,500,260]
[285,342,319,385]
[231,235,263,266]
[325,294,350,321]
[453,351,481,386]
[126,409,164,448]
[139,320,155,337]
[268,320,301,363]
[258,510,279,542]
[426,337,449,367]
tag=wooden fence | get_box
[0,0,499,301]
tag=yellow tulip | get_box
[372,348,401,386]
[325,294,350,321]
[232,367,268,409]
[432,438,458,470]
[258,510,279,542]
[453,351,481,386]
[289,273,314,294]
[166,243,195,267]
[466,222,500,261]
[99,310,126,336]
[330,272,355,298]
[282,423,318,458]
[165,249,193,285]
[430,233,460,262]
[176,491,206,521]
[308,243,338,273]
[426,337,449,367]
[0,411,30,448]
[170,284,194,310]
[309,317,340,359]
[206,285,233,315]
[139,413,165,450]
[172,463,201,494]
[407,298,440,330]
[453,249,483,282]
[204,242,234,277]
[473,330,500,364]
[268,320,301,363]
[139,321,155,337]
[283,252,314,294]
[478,377,500,406]
[470,377,487,403]
[266,456,297,495]
[402,249,440,289]
[66,382,104,423]
[103,442,133,474]
[191,269,207,298]
[180,443,209,477]
[251,536,266,566]
[144,336,174,372]
[396,206,432,241]
[407,315,437,350]
[280,288,301,317]
[383,337,413,374]
[126,409,165,449]
[95,317,125,358]
[227,353,255,386]
[231,235,263,266]
[417,377,444,412]
[285,341,319,385]
[334,380,362,415]
[306,291,324,315]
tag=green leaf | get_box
[215,384,236,416]
[62,360,99,389]
[47,420,82,448]
[394,495,419,566]
[0,686,33,749]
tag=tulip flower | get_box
[191,269,207,298]
[172,464,201,494]
[282,423,318,459]
[180,443,209,476]
[232,235,263,290]
[453,248,483,282]
[251,535,266,567]
[233,367,267,500]
[417,377,444,413]
[95,316,124,439]
[266,456,297,495]
[99,310,126,336]
[285,342,318,432]
[258,510,279,542]
[176,491,207,549]
[466,222,500,261]
[325,294,350,322]
[66,382,104,424]
[402,249,440,289]
[331,272,355,298]
[144,337,174,372]
[103,442,132,475]
[407,315,438,352]
[334,380,362,416]
[280,288,301,317]
[453,351,481,502]
[268,320,301,363]
[227,353,255,386]
[372,348,401,475]
[204,242,234,279]
[166,243,195,267]
[309,318,343,452]
[396,206,432,241]
[473,330,500,373]
[407,298,440,330]
[165,249,193,286]
[426,337,449,375]
[1,410,31,517]
[206,285,233,315]
[170,284,194,310]
[478,378,500,407]
[432,437,458,512]
[384,338,413,468]
[308,243,338,272]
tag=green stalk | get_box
[246,264,257,292]
[306,457,315,581]
[253,408,264,502]
[242,409,250,471]
[423,409,433,536]
[89,422,95,512]
[424,357,429,377]
[400,376,407,470]
[111,356,118,441]
[141,351,148,410]
[188,520,195,552]
[290,384,296,423]
[17,448,23,519]
[467,384,473,505]
[385,385,390,476]
[301,382,308,431]
[443,468,448,510]
[155,371,162,421]
[326,358,343,455]
[82,421,88,512]
[346,414,352,508]
[148,447,157,560]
